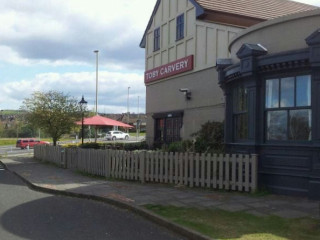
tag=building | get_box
[217,9,320,199]
[140,0,316,146]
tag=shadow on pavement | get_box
[1,195,183,240]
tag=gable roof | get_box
[140,0,318,48]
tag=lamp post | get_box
[79,96,87,145]
[93,50,99,115]
[93,50,99,142]
[136,96,140,139]
[127,86,130,125]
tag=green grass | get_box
[145,205,320,240]
[0,138,76,146]
[0,139,18,146]
[129,132,146,137]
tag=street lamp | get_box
[93,50,99,115]
[79,95,87,145]
[127,87,130,132]
[93,50,99,143]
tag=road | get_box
[0,136,145,157]
[0,146,32,157]
[0,168,185,240]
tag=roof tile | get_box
[195,0,318,20]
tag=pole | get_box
[137,96,140,139]
[127,87,130,124]
[79,95,87,145]
[94,50,99,115]
[94,50,99,142]
[81,110,84,145]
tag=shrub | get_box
[162,140,194,153]
[78,141,149,151]
[192,121,224,154]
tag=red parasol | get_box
[76,115,133,128]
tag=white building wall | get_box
[145,0,243,74]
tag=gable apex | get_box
[236,43,268,59]
[139,0,204,48]
[306,29,320,46]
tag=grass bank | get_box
[145,205,320,240]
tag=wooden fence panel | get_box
[169,152,174,184]
[185,153,189,186]
[225,154,230,190]
[34,146,258,193]
[206,154,211,188]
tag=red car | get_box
[16,138,49,149]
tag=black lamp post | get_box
[79,96,87,145]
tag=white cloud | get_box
[293,0,320,6]
[0,70,146,113]
[0,0,156,69]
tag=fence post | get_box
[139,151,146,183]
[105,149,111,178]
[251,154,258,192]
[60,147,66,169]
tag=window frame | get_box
[176,14,184,41]
[232,84,249,141]
[153,27,160,52]
[264,74,312,142]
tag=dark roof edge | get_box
[139,0,161,48]
[190,0,205,17]
[139,0,205,48]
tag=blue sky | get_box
[0,0,319,113]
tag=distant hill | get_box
[0,110,26,122]
[0,110,25,116]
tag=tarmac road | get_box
[0,169,185,240]
[0,145,33,157]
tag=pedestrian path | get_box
[1,156,319,220]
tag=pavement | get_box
[1,155,320,240]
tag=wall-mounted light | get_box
[179,88,191,100]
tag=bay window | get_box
[265,75,311,141]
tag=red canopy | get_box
[77,115,133,128]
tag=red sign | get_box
[144,55,194,84]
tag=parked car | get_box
[16,138,50,149]
[105,131,129,141]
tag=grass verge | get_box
[0,139,17,146]
[145,205,320,240]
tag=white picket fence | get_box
[34,145,258,192]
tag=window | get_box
[154,27,160,51]
[155,117,182,143]
[176,14,184,40]
[265,75,311,141]
[233,85,248,140]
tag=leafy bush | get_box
[80,142,101,149]
[164,140,194,152]
[192,121,224,154]
[77,141,149,151]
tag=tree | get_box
[21,91,84,146]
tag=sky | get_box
[0,0,319,114]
